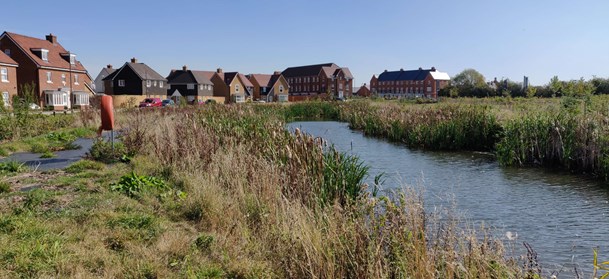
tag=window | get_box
[262,87,266,93]
[2,92,9,107]
[153,80,157,87]
[46,71,52,83]
[0,68,7,82]
[159,81,163,88]
[146,80,151,87]
[187,84,195,90]
[41,49,49,61]
[235,95,244,103]
[278,94,288,102]
[70,54,76,65]
[74,74,79,84]
[235,84,240,93]
[118,80,125,87]
[199,84,204,90]
[61,74,66,83]
[3,49,10,57]
[279,85,284,93]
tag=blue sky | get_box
[2,0,608,86]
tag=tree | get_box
[452,69,487,88]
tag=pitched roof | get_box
[250,74,272,87]
[223,72,238,86]
[377,68,446,82]
[282,63,338,77]
[129,62,166,81]
[103,62,166,81]
[190,71,214,85]
[429,71,450,80]
[0,51,17,66]
[166,70,214,85]
[238,73,253,87]
[2,32,87,72]
[340,68,353,79]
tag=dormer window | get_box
[41,49,49,61]
[70,54,76,65]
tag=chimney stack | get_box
[217,68,223,74]
[46,33,57,44]
[182,65,188,71]
[107,64,113,69]
[273,71,281,75]
[418,67,423,70]
[130,57,137,63]
[431,67,436,71]
[400,68,404,71]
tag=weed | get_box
[0,181,10,193]
[40,151,55,158]
[110,171,168,198]
[65,160,105,173]
[0,161,28,174]
[89,138,127,163]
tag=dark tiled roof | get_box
[340,68,353,79]
[223,72,238,86]
[129,63,166,81]
[282,63,338,77]
[377,69,431,82]
[166,70,195,84]
[3,32,87,72]
[0,51,17,66]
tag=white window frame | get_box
[74,74,79,85]
[159,81,163,88]
[199,84,204,90]
[0,67,8,82]
[61,74,66,84]
[146,80,151,87]
[70,54,76,65]
[46,71,52,83]
[278,94,288,102]
[187,84,195,90]
[235,84,240,93]
[118,80,125,87]
[153,80,157,87]
[41,49,49,61]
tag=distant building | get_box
[282,63,353,101]
[354,83,371,97]
[102,58,167,107]
[247,71,289,102]
[0,32,93,110]
[212,68,253,103]
[370,67,450,99]
[93,64,116,94]
[165,65,216,103]
[0,50,18,108]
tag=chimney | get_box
[273,71,281,75]
[107,64,113,69]
[130,57,137,63]
[217,68,223,74]
[182,65,188,71]
[384,69,388,73]
[418,67,423,70]
[45,33,57,44]
[400,68,404,71]
[431,67,436,71]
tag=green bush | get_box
[110,171,168,198]
[0,181,11,193]
[0,161,28,174]
[89,138,127,163]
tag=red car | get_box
[139,98,162,108]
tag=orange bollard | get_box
[98,95,115,137]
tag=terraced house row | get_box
[0,31,451,109]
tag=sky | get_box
[2,0,608,86]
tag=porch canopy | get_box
[73,91,90,106]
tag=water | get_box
[288,121,609,275]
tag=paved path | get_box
[1,132,118,171]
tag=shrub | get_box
[0,181,11,193]
[110,171,168,198]
[89,138,127,163]
[0,161,27,174]
[39,151,55,159]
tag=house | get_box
[212,68,253,103]
[0,50,18,108]
[166,65,222,104]
[93,65,116,94]
[370,67,450,99]
[102,58,167,108]
[0,32,94,110]
[247,71,289,102]
[354,83,371,97]
[281,63,353,101]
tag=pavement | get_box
[0,131,119,171]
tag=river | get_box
[287,121,609,275]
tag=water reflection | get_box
[287,121,609,274]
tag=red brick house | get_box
[0,51,18,108]
[247,71,290,102]
[370,67,450,99]
[354,84,371,97]
[282,63,353,101]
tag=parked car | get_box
[139,98,162,108]
[29,103,41,110]
[162,99,175,107]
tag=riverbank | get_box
[0,105,532,278]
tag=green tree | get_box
[452,69,487,88]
